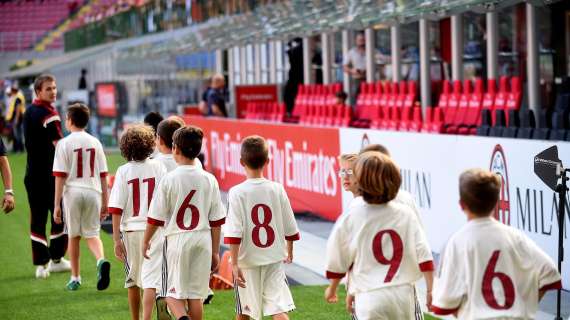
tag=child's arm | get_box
[285,240,294,264]
[210,226,221,273]
[423,271,434,309]
[0,156,14,213]
[324,215,352,304]
[142,223,159,259]
[112,213,125,262]
[99,175,109,221]
[53,176,66,224]
[325,278,341,303]
[229,243,246,288]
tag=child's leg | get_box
[127,287,141,320]
[68,236,81,277]
[85,236,104,261]
[236,314,250,320]
[165,297,188,319]
[142,288,155,320]
[187,299,203,320]
[271,313,289,320]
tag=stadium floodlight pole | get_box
[533,145,566,320]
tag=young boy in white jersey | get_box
[52,103,111,291]
[224,135,300,320]
[143,126,226,320]
[431,168,561,319]
[325,152,434,320]
[109,124,167,320]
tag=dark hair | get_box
[459,168,501,216]
[157,119,183,149]
[335,91,348,101]
[67,103,90,128]
[355,152,401,204]
[120,124,155,162]
[143,112,164,133]
[34,74,56,94]
[360,143,390,157]
[241,135,268,170]
[173,126,203,160]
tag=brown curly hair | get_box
[120,124,155,162]
[355,151,401,204]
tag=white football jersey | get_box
[147,164,226,236]
[326,201,433,295]
[224,178,300,268]
[153,153,203,172]
[346,191,421,224]
[432,217,561,319]
[108,159,167,231]
[53,131,108,193]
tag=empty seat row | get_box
[244,102,285,122]
[355,81,418,122]
[298,104,352,127]
[293,83,343,117]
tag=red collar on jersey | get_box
[33,99,55,109]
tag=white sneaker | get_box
[48,258,71,273]
[35,265,50,279]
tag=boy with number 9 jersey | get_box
[224,135,300,320]
[431,169,561,319]
[325,152,434,320]
[142,126,226,320]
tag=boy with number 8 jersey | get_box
[224,135,300,320]
[143,126,226,320]
[325,152,434,320]
[52,103,110,291]
[431,169,561,319]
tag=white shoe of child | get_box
[35,265,50,279]
[48,258,71,273]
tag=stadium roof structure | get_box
[1,0,561,79]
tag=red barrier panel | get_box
[184,116,343,221]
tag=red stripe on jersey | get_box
[100,172,108,177]
[326,271,346,279]
[147,217,165,226]
[108,207,123,215]
[209,218,226,227]
[419,260,435,272]
[431,305,460,315]
[224,237,242,244]
[285,232,301,241]
[52,171,68,177]
[540,280,562,292]
[30,232,47,240]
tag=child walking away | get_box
[109,125,167,320]
[143,126,226,320]
[325,151,434,320]
[224,135,299,320]
[52,103,111,291]
[431,168,562,319]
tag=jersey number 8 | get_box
[251,204,275,248]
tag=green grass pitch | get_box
[0,151,439,319]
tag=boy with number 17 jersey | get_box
[224,136,299,320]
[143,126,225,320]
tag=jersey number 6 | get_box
[176,190,200,231]
[482,250,515,310]
[372,229,403,283]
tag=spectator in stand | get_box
[343,32,366,106]
[78,69,87,90]
[199,74,227,117]
[198,77,211,116]
[6,86,26,153]
[335,91,348,107]
[284,37,303,114]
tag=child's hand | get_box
[324,285,338,303]
[54,205,63,224]
[345,294,355,314]
[211,253,220,273]
[2,193,14,213]
[100,205,109,222]
[426,291,432,311]
[232,265,246,288]
[284,253,293,264]
[142,241,151,259]
[114,241,126,262]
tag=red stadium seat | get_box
[408,107,423,132]
[443,80,462,132]
[404,81,417,109]
[437,80,451,109]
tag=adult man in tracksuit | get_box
[23,74,70,278]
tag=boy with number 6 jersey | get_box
[224,135,300,320]
[143,126,226,320]
[109,124,167,320]
[52,103,110,291]
[431,169,561,319]
[325,152,434,320]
